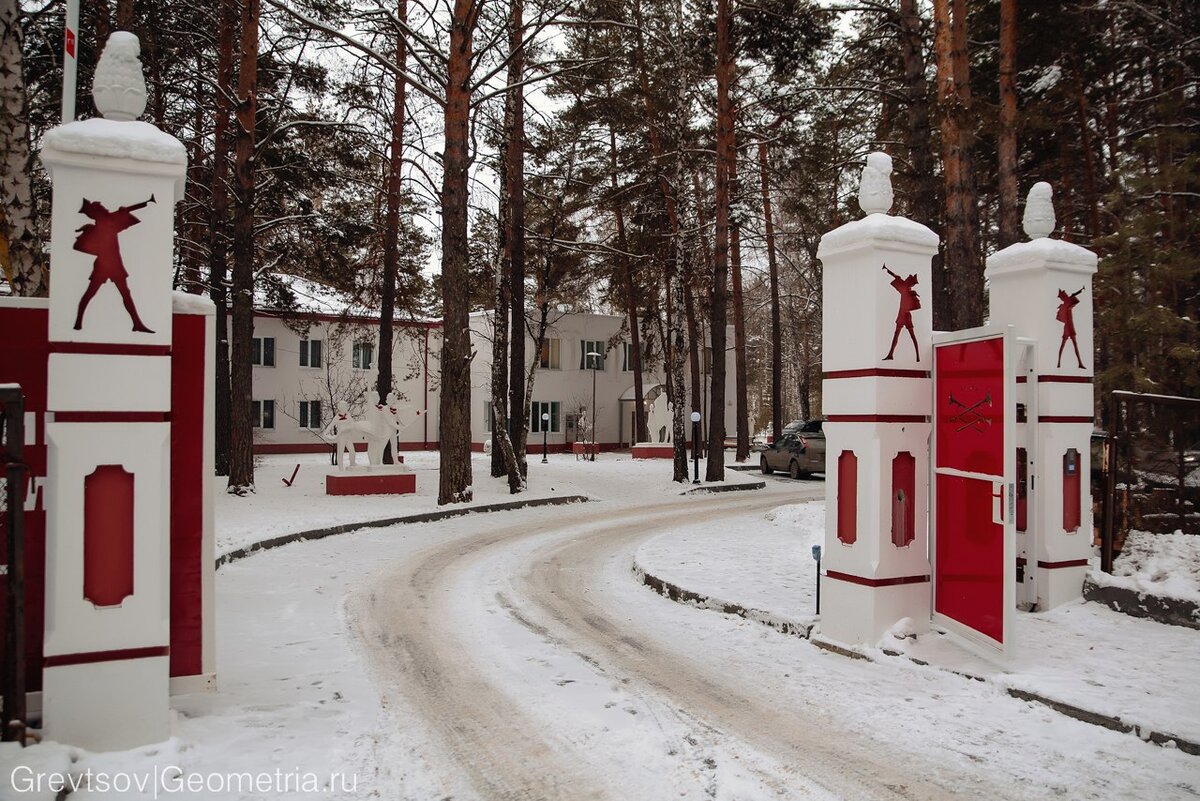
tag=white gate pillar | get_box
[985,183,1097,610]
[817,154,938,646]
[39,32,187,751]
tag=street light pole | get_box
[541,411,549,463]
[690,410,702,484]
[587,350,599,462]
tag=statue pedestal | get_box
[631,442,674,459]
[325,465,416,496]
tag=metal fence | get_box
[1101,390,1200,572]
[0,385,27,742]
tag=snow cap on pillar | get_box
[858,152,894,215]
[986,182,1098,377]
[93,31,148,122]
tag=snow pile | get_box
[1093,530,1200,603]
[42,118,187,165]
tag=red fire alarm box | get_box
[1063,448,1081,532]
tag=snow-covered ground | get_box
[4,460,1197,800]
[636,502,1200,747]
[216,450,757,554]
[1088,529,1200,605]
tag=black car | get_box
[760,419,825,479]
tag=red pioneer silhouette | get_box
[883,264,921,361]
[1056,287,1085,369]
[72,195,156,333]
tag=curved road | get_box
[345,488,1176,801]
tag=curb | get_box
[683,480,766,495]
[1082,574,1200,630]
[633,558,814,639]
[217,494,591,568]
[635,562,1199,757]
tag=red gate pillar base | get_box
[816,153,936,647]
[39,32,187,751]
[986,183,1097,611]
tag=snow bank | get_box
[1092,530,1200,604]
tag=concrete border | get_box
[683,480,766,495]
[633,558,814,639]
[635,561,1199,757]
[217,494,591,568]
[1083,574,1200,630]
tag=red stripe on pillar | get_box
[55,411,170,423]
[1037,416,1093,424]
[826,571,931,587]
[50,342,171,356]
[1036,559,1090,569]
[1038,375,1093,384]
[826,414,930,424]
[823,368,931,380]
[44,645,168,668]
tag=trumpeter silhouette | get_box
[72,195,156,333]
[883,265,921,361]
[1056,287,1085,369]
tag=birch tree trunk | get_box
[0,0,44,296]
[227,0,260,491]
[437,0,478,505]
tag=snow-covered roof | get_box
[257,273,437,325]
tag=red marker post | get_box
[62,0,79,122]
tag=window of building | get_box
[704,347,713,373]
[622,342,637,372]
[252,399,275,430]
[484,402,494,433]
[579,340,606,370]
[299,400,322,430]
[299,339,323,368]
[352,341,374,371]
[530,400,561,433]
[539,338,561,369]
[252,336,275,367]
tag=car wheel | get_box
[760,455,773,475]
[789,460,803,480]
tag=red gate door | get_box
[932,326,1016,655]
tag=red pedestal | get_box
[632,443,675,459]
[325,469,416,496]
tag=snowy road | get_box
[346,486,1198,801]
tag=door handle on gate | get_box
[991,482,1005,525]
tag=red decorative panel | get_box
[837,450,858,545]
[934,474,1005,644]
[170,313,206,677]
[1063,448,1081,533]
[934,338,1005,478]
[891,452,916,547]
[83,465,135,608]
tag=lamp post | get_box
[586,350,600,462]
[811,544,823,614]
[541,411,549,463]
[690,410,702,484]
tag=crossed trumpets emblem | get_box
[948,392,992,433]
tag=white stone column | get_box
[817,154,938,646]
[986,183,1097,610]
[39,32,187,751]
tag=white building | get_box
[246,303,735,455]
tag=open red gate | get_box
[932,326,1017,655]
